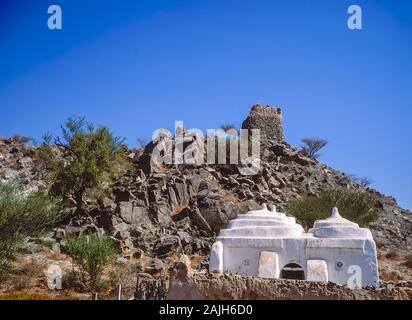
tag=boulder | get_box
[113,187,134,202]
[153,235,181,257]
[117,202,151,225]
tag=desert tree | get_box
[350,176,374,188]
[301,138,328,159]
[66,235,116,291]
[358,177,373,188]
[37,116,126,214]
[346,174,373,188]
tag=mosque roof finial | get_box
[331,207,341,218]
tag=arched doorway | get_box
[281,263,305,280]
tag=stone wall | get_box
[136,262,412,300]
[241,104,284,144]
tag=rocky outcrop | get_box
[135,273,168,300]
[369,194,412,253]
[1,104,411,279]
[0,136,44,194]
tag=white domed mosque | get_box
[209,204,379,288]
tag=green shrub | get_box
[285,189,381,228]
[65,235,116,291]
[62,269,86,292]
[0,183,60,272]
[37,116,126,213]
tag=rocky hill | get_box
[1,105,411,297]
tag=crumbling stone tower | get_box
[241,104,285,144]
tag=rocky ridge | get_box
[1,106,411,291]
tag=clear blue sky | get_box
[0,0,411,210]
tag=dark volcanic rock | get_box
[2,104,411,276]
[154,235,181,257]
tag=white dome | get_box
[309,207,372,239]
[218,204,305,238]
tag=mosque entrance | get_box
[280,263,305,280]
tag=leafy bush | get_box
[65,235,116,291]
[285,189,381,228]
[62,269,87,292]
[37,116,126,213]
[0,183,60,272]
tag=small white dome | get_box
[219,204,304,238]
[309,207,372,239]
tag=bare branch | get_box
[301,138,328,159]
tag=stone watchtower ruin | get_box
[241,104,284,144]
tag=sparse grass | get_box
[106,262,140,299]
[0,292,79,300]
[16,260,46,277]
[35,238,56,249]
[42,247,66,261]
[404,255,412,268]
[385,250,399,260]
[6,259,46,291]
[380,270,404,281]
